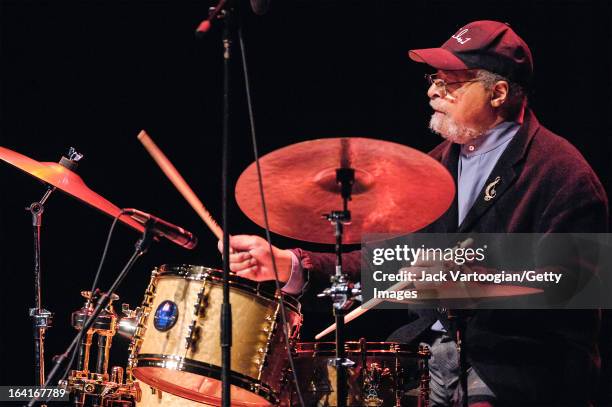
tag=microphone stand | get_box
[27,224,155,407]
[221,7,233,407]
[195,2,236,406]
[220,8,233,405]
[318,168,362,407]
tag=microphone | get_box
[123,208,198,250]
[195,0,270,34]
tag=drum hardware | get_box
[116,304,143,340]
[357,340,392,406]
[60,290,141,407]
[32,224,156,407]
[70,290,120,378]
[394,348,402,407]
[126,271,158,375]
[59,369,141,407]
[256,304,282,373]
[416,346,431,407]
[184,322,200,352]
[316,162,363,407]
[362,362,389,406]
[183,283,208,352]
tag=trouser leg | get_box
[421,333,496,407]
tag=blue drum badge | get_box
[154,300,179,331]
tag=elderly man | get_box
[223,21,609,406]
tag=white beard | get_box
[429,112,483,144]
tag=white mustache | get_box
[429,100,446,113]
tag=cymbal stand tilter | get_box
[27,147,83,402]
[318,167,362,407]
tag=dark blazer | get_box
[295,110,609,405]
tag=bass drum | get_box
[129,265,302,407]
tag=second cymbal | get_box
[0,146,144,233]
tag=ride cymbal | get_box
[235,137,455,244]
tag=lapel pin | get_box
[484,176,501,201]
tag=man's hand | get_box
[217,235,293,282]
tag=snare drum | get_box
[128,265,302,406]
[282,341,429,407]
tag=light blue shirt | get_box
[457,121,520,225]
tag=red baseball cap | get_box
[409,20,533,86]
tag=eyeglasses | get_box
[425,73,482,96]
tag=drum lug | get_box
[185,283,207,351]
[185,321,200,351]
[193,285,208,317]
[327,357,355,368]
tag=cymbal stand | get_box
[27,148,83,397]
[318,168,362,407]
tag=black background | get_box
[1,0,611,389]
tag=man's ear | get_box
[491,81,509,108]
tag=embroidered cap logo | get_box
[451,28,471,45]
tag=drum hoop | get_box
[132,353,279,405]
[154,264,301,313]
[295,341,414,355]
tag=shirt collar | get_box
[461,121,520,157]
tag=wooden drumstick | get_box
[315,238,474,340]
[137,130,224,241]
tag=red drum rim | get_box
[132,355,276,406]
